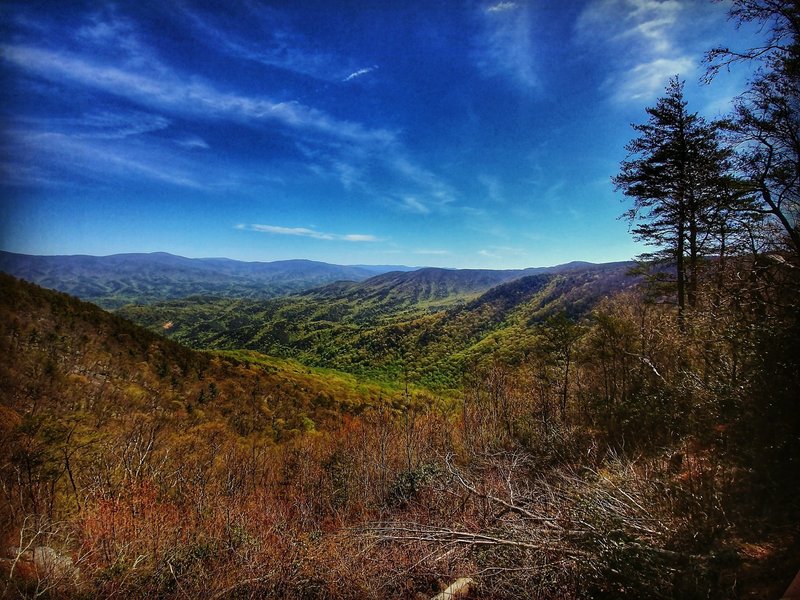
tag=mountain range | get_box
[9,252,791,598]
[1,251,639,388]
[0,251,416,308]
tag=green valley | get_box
[0,273,415,443]
[118,261,638,388]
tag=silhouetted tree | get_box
[613,78,735,327]
[706,0,800,258]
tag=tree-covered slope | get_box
[119,261,638,388]
[0,272,400,441]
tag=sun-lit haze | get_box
[0,0,759,268]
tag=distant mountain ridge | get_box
[0,251,416,308]
[294,261,637,320]
[0,251,633,311]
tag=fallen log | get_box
[431,577,474,599]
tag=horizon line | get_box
[0,248,636,272]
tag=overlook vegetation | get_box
[2,1,800,598]
[2,239,799,598]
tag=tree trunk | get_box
[762,186,800,259]
[688,193,699,309]
[677,217,686,332]
[561,355,570,422]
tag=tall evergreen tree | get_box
[613,78,734,326]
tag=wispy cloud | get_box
[9,130,208,189]
[0,109,291,194]
[399,197,431,215]
[1,44,395,145]
[294,144,457,217]
[575,0,695,103]
[343,66,378,82]
[176,136,210,150]
[2,6,456,221]
[479,245,526,259]
[12,110,170,140]
[241,224,381,242]
[414,249,452,255]
[0,161,78,189]
[387,157,457,213]
[460,205,490,217]
[576,0,683,51]
[487,2,519,13]
[478,249,502,259]
[474,0,537,90]
[478,174,505,203]
[74,8,161,70]
[181,5,355,82]
[616,56,694,101]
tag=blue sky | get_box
[0,0,758,268]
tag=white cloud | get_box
[251,225,331,239]
[3,111,290,191]
[342,234,379,242]
[487,2,518,13]
[613,56,695,102]
[414,249,452,255]
[182,5,357,82]
[478,174,504,203]
[575,0,695,103]
[343,66,378,82]
[176,136,210,150]
[474,0,537,90]
[0,160,76,188]
[12,110,170,140]
[75,9,158,69]
[576,0,682,46]
[399,196,432,215]
[390,157,457,210]
[461,205,489,217]
[244,224,380,242]
[330,160,362,190]
[296,143,457,217]
[10,130,207,189]
[2,7,457,221]
[477,245,526,260]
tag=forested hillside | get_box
[119,262,637,388]
[0,273,414,442]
